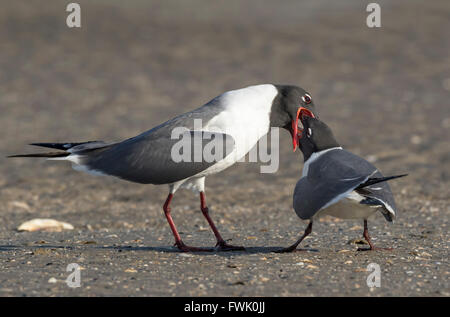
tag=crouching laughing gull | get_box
[9,84,317,252]
[277,114,407,252]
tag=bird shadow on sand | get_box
[0,244,319,255]
[0,244,71,252]
[95,245,320,256]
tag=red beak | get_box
[292,107,315,152]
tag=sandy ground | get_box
[0,0,449,296]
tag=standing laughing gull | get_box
[10,84,317,252]
[277,114,406,252]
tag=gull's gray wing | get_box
[78,130,235,184]
[74,99,234,184]
[293,149,377,220]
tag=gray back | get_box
[293,149,377,219]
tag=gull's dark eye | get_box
[301,93,312,104]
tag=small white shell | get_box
[17,218,74,232]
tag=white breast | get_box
[198,84,278,176]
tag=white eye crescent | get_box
[301,93,312,104]
[307,128,312,137]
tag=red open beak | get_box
[291,107,315,151]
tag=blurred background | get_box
[0,0,448,296]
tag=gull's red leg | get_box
[199,192,245,251]
[163,193,213,252]
[358,220,392,251]
[276,221,313,253]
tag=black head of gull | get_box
[297,115,340,161]
[276,116,407,253]
[270,85,317,151]
[8,84,318,252]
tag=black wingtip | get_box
[388,173,408,180]
[29,143,70,150]
[7,152,69,158]
[29,141,100,151]
[357,173,408,189]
